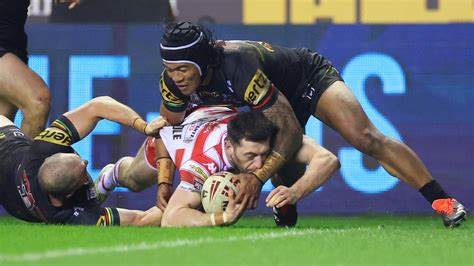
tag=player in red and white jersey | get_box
[96,107,341,227]
[151,106,237,193]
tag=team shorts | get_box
[290,64,343,127]
[144,137,158,170]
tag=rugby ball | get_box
[201,171,238,213]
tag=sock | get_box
[97,158,126,194]
[419,180,450,204]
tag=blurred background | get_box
[3,0,472,216]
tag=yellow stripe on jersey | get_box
[160,75,186,109]
[244,69,271,106]
[34,127,72,146]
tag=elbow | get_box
[327,152,340,172]
[86,96,115,115]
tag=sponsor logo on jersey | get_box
[190,164,209,181]
[34,127,72,146]
[160,76,186,107]
[244,69,271,105]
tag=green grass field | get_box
[0,215,472,266]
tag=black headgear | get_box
[160,21,211,76]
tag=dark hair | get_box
[227,111,278,146]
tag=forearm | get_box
[63,96,147,138]
[160,103,185,125]
[89,96,145,130]
[255,93,303,181]
[291,153,340,201]
[162,207,216,227]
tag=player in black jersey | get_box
[0,96,168,225]
[156,21,466,228]
[0,0,79,138]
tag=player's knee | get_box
[348,127,386,156]
[22,86,51,117]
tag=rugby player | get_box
[96,107,340,227]
[0,0,80,138]
[0,96,167,226]
[156,21,466,227]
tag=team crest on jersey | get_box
[244,69,271,105]
[160,76,186,107]
[34,127,72,146]
[257,42,274,52]
[0,132,5,139]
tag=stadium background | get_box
[1,0,472,216]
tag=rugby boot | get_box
[432,198,467,228]
[273,204,298,227]
[94,164,115,203]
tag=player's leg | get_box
[96,139,157,199]
[0,98,18,122]
[314,81,466,227]
[0,53,51,138]
[117,142,157,192]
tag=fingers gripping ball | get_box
[201,172,238,213]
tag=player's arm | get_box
[265,136,340,208]
[62,96,168,139]
[115,206,163,226]
[161,186,245,227]
[158,73,188,125]
[155,137,175,211]
[160,102,186,125]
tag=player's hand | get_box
[265,185,298,208]
[234,173,263,210]
[156,183,173,212]
[145,116,170,137]
[223,190,248,225]
[54,0,82,9]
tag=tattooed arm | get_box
[235,91,303,209]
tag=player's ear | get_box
[224,138,234,153]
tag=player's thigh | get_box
[313,81,379,143]
[0,53,50,109]
[125,140,157,186]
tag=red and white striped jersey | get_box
[146,107,237,192]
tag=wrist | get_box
[210,213,228,226]
[251,151,286,183]
[131,117,147,134]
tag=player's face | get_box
[163,62,201,96]
[64,154,91,198]
[226,138,271,173]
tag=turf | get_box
[0,215,472,266]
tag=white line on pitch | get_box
[0,228,364,262]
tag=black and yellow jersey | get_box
[0,116,120,226]
[159,41,337,125]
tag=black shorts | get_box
[0,125,36,222]
[0,45,28,64]
[290,65,343,127]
